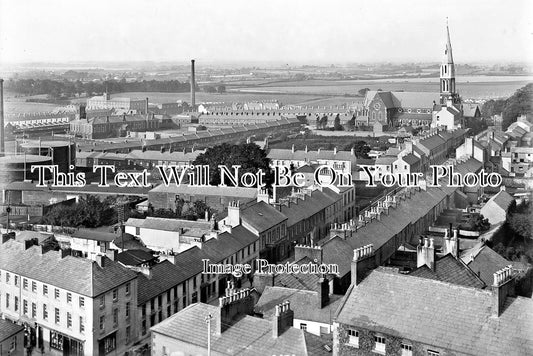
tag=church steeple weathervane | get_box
[440,18,459,106]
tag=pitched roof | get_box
[151,303,307,356]
[463,103,480,117]
[137,260,185,305]
[0,319,24,343]
[409,254,486,288]
[241,201,287,232]
[461,245,515,286]
[400,153,420,165]
[71,229,117,242]
[125,217,211,233]
[278,189,339,227]
[391,92,440,108]
[255,286,343,324]
[117,249,157,267]
[149,184,258,199]
[336,268,533,356]
[418,134,446,151]
[0,239,137,297]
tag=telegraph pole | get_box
[205,314,213,356]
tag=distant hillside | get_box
[481,83,533,130]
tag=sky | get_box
[0,0,532,65]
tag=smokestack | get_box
[190,59,196,110]
[0,78,4,156]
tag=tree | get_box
[358,88,370,96]
[509,207,533,243]
[333,114,343,131]
[345,140,370,159]
[192,142,273,187]
[216,85,226,94]
[319,115,328,129]
[459,213,490,232]
[203,85,216,93]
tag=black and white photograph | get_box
[0,0,532,355]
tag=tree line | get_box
[5,78,197,99]
[481,83,532,130]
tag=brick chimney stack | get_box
[417,237,436,271]
[351,244,375,286]
[216,288,254,335]
[272,301,294,338]
[492,265,516,317]
[317,277,330,308]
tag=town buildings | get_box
[0,319,24,356]
[86,93,147,114]
[0,238,138,356]
[332,266,533,356]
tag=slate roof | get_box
[117,249,157,266]
[400,153,420,165]
[241,201,287,233]
[463,103,481,118]
[461,245,524,287]
[149,184,258,199]
[112,233,151,251]
[72,229,117,242]
[255,286,343,324]
[0,239,137,297]
[0,319,24,343]
[267,149,357,164]
[15,231,54,244]
[409,254,486,289]
[418,134,446,151]
[278,189,339,227]
[375,155,397,165]
[125,217,211,233]
[151,303,307,356]
[335,268,533,356]
[137,260,185,305]
[391,92,440,108]
[303,332,333,356]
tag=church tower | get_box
[440,20,460,107]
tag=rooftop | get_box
[0,239,137,297]
[151,303,307,356]
[335,268,533,356]
[0,319,24,343]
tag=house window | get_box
[80,317,85,333]
[427,351,440,356]
[67,293,72,303]
[55,289,60,299]
[135,227,140,235]
[43,285,48,296]
[55,308,60,324]
[300,323,307,331]
[374,335,386,354]
[126,302,130,318]
[125,283,130,295]
[103,334,116,354]
[113,289,118,301]
[347,329,359,347]
[5,272,10,284]
[23,278,28,290]
[5,293,9,308]
[100,295,105,308]
[10,336,16,352]
[32,302,36,318]
[32,281,37,293]
[43,304,48,320]
[23,300,28,315]
[126,326,131,344]
[14,276,18,286]
[79,297,85,308]
[67,312,72,328]
[99,316,105,331]
[113,309,118,326]
[401,343,413,356]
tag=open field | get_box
[231,76,533,100]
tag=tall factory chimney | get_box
[0,78,4,157]
[190,59,196,110]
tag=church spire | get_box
[440,18,459,106]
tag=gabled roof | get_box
[151,303,307,356]
[409,253,486,289]
[335,268,533,356]
[137,260,186,305]
[117,249,156,267]
[0,319,24,343]
[255,286,343,324]
[400,153,420,165]
[241,201,287,232]
[0,239,137,297]
[481,190,514,213]
[72,229,117,242]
